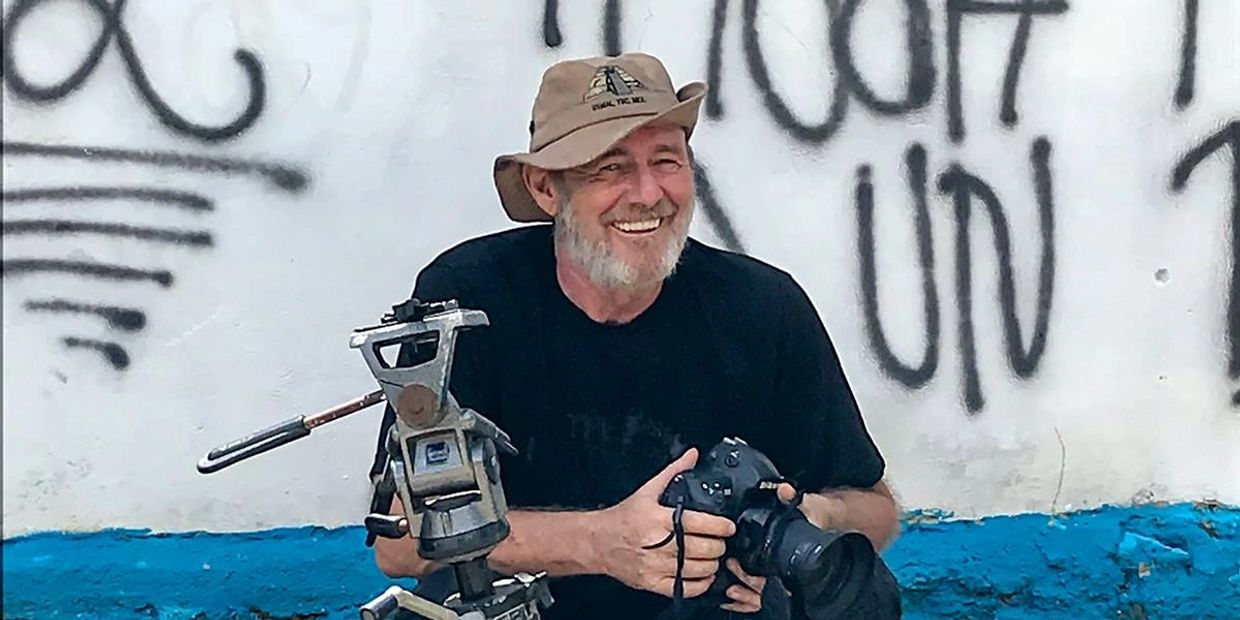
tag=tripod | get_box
[199,299,554,620]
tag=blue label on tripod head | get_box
[426,441,450,465]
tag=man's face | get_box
[552,124,696,290]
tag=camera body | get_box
[659,437,793,576]
[659,437,899,620]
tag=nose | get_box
[626,163,666,208]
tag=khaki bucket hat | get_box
[493,52,707,222]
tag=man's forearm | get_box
[373,498,604,579]
[485,509,604,576]
[798,481,900,551]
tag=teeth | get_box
[613,218,662,233]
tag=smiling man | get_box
[370,52,899,619]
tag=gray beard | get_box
[553,195,691,291]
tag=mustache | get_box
[601,199,677,224]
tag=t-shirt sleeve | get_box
[771,273,885,492]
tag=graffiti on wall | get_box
[543,0,1064,412]
[542,0,1237,410]
[0,142,309,370]
[1,0,310,371]
[1172,123,1240,405]
[1,0,265,142]
[675,0,1069,146]
[1169,0,1239,406]
[855,138,1055,413]
[1175,0,1199,110]
[5,0,1231,406]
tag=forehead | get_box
[602,124,688,157]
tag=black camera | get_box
[658,437,901,619]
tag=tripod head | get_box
[355,300,510,562]
[198,299,552,620]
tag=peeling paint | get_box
[887,502,1240,619]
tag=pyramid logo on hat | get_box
[582,66,646,102]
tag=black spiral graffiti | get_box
[1,0,266,142]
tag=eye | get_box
[655,158,683,170]
[599,163,624,173]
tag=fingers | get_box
[642,520,728,557]
[678,510,737,538]
[677,534,726,560]
[776,482,798,504]
[635,448,699,496]
[675,558,720,580]
[721,584,763,613]
[726,558,766,591]
[657,575,716,598]
[720,559,766,613]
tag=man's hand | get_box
[593,448,737,598]
[720,558,766,613]
[776,483,839,530]
[776,481,900,551]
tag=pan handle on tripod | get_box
[197,389,386,474]
[197,416,311,473]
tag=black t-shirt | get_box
[371,225,885,619]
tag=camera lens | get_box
[771,512,876,620]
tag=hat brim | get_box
[493,82,707,223]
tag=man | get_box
[371,52,899,619]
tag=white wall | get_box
[3,0,1238,537]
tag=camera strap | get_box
[645,478,810,619]
[642,501,689,616]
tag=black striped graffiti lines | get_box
[1,141,310,193]
[24,299,147,331]
[61,337,130,370]
[1,259,174,287]
[2,186,213,211]
[2,141,310,371]
[3,220,213,246]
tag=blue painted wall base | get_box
[4,503,1238,619]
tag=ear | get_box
[521,165,561,217]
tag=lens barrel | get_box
[770,510,878,619]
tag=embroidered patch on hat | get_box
[583,65,646,102]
